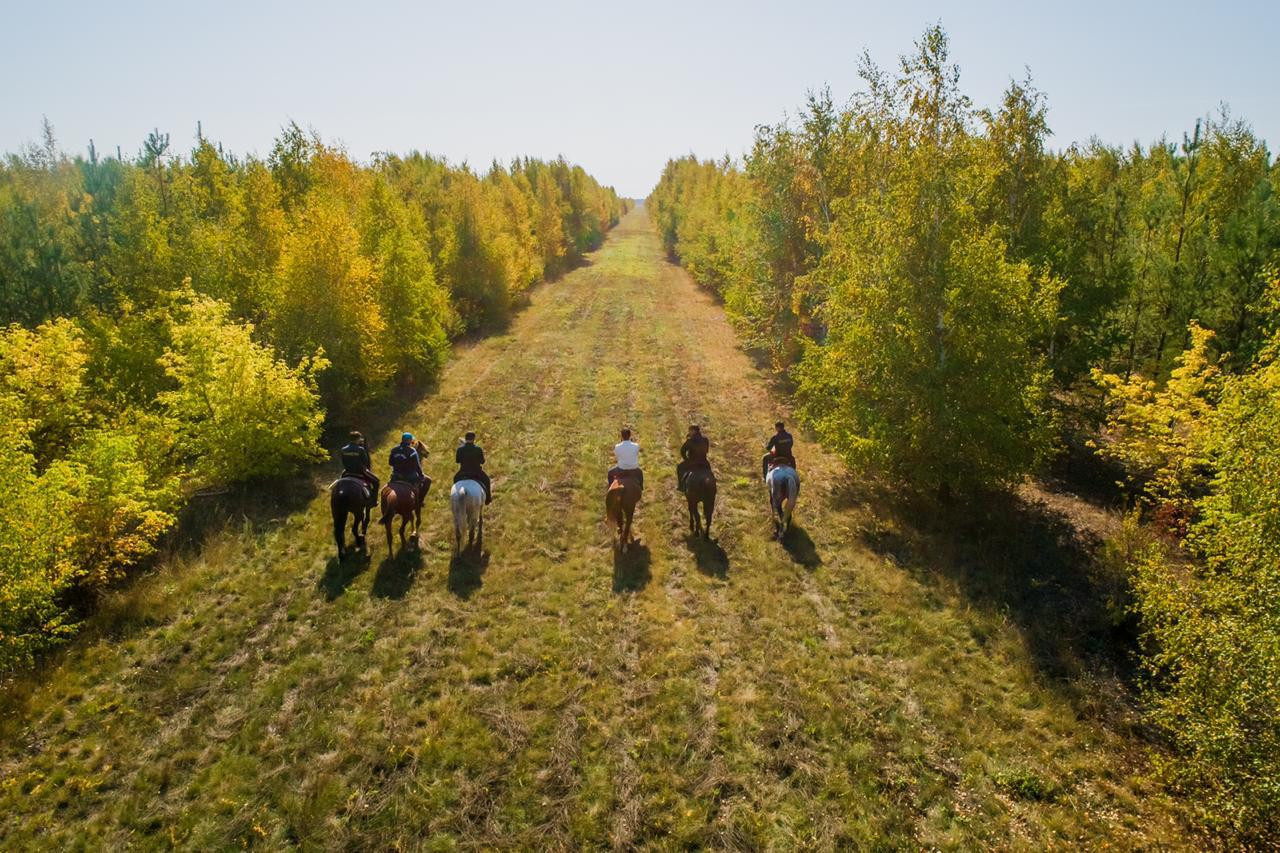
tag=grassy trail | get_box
[1,210,1190,848]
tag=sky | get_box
[4,0,1277,198]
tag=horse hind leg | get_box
[333,510,346,558]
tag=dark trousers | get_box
[390,473,430,506]
[763,455,796,479]
[455,469,491,503]
[676,460,708,490]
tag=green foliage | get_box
[1114,294,1280,838]
[0,405,176,672]
[1092,323,1221,525]
[160,297,327,488]
[0,318,93,466]
[649,22,1280,835]
[652,27,1060,493]
[0,120,623,675]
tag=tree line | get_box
[648,25,1278,840]
[0,120,628,675]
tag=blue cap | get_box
[401,432,413,442]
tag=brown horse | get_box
[685,467,717,538]
[330,477,371,558]
[380,441,430,552]
[605,476,642,552]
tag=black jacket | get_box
[681,434,710,464]
[766,431,794,457]
[340,442,372,474]
[455,442,486,473]
[389,443,423,478]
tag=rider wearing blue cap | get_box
[389,432,429,497]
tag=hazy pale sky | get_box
[4,0,1276,197]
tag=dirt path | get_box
[0,210,1190,848]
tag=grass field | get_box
[0,209,1194,848]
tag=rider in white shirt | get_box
[609,428,643,489]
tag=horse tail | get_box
[450,484,464,529]
[379,486,395,526]
[605,484,621,523]
[781,473,798,520]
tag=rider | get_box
[676,424,710,493]
[763,420,796,480]
[454,431,492,504]
[389,432,429,498]
[339,430,379,506]
[608,427,643,490]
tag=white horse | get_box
[766,465,799,540]
[450,479,486,554]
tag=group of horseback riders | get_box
[338,430,493,509]
[330,421,800,555]
[340,420,796,502]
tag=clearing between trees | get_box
[0,209,1194,848]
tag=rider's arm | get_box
[477,447,486,466]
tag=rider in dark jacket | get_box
[763,421,796,479]
[340,431,378,506]
[676,424,710,492]
[389,432,430,499]
[454,431,492,504]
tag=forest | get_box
[0,120,626,676]
[648,26,1279,839]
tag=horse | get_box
[378,440,430,552]
[330,477,371,558]
[685,467,717,538]
[450,479,486,554]
[606,476,642,552]
[766,465,799,540]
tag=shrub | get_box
[160,296,327,488]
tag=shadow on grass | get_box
[319,550,372,601]
[448,548,490,599]
[371,547,423,600]
[781,525,821,569]
[686,534,729,579]
[612,543,652,593]
[869,485,1142,730]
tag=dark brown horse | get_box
[331,477,371,558]
[685,467,717,538]
[605,476,642,552]
[380,441,430,552]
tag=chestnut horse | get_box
[380,440,430,552]
[605,476,642,552]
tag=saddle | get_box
[610,468,642,487]
[681,463,713,488]
[334,475,376,508]
[768,455,797,472]
[386,477,423,506]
